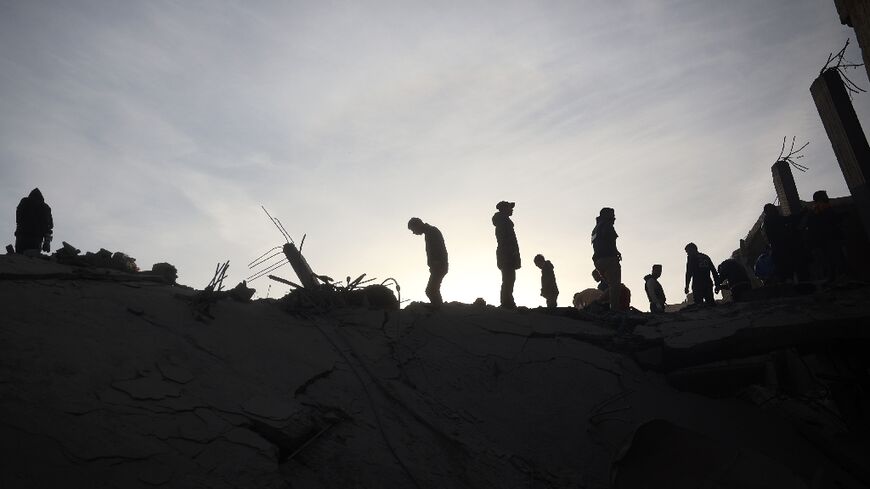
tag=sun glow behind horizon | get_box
[1,0,865,311]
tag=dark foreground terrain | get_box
[1,253,869,488]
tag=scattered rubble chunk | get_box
[151,262,178,284]
[228,280,255,302]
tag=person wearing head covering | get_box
[534,254,559,308]
[644,264,666,313]
[408,217,448,307]
[683,243,719,305]
[591,207,625,311]
[15,188,53,254]
[493,201,520,308]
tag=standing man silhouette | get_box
[684,243,719,306]
[408,217,448,307]
[644,264,666,313]
[15,188,53,254]
[592,207,625,311]
[493,201,520,308]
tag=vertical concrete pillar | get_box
[833,0,870,82]
[771,160,802,216]
[811,68,870,240]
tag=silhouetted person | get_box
[15,188,53,254]
[716,258,751,302]
[618,284,632,311]
[592,269,608,291]
[408,217,448,307]
[805,190,845,283]
[644,264,666,313]
[754,246,774,285]
[534,254,558,308]
[761,203,805,282]
[684,243,719,306]
[493,201,520,308]
[592,207,625,311]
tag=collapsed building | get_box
[2,2,870,488]
[734,36,870,284]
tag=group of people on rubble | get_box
[757,190,846,286]
[408,202,641,311]
[10,187,848,313]
[408,192,848,312]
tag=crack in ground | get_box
[294,366,336,397]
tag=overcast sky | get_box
[2,0,867,309]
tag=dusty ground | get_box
[1,253,868,488]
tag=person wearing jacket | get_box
[644,264,666,313]
[591,207,625,311]
[534,254,559,308]
[408,217,448,307]
[15,188,53,254]
[684,243,719,306]
[493,201,520,308]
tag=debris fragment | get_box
[228,280,256,302]
[247,207,400,311]
[151,262,178,284]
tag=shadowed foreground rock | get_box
[1,253,868,488]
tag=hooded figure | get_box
[493,201,520,308]
[15,188,53,254]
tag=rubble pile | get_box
[53,241,140,273]
[279,282,399,312]
[1,253,869,488]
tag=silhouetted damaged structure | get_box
[736,157,870,283]
[247,207,399,310]
[835,0,870,78]
[811,68,870,242]
[772,160,802,217]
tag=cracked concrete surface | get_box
[1,254,868,488]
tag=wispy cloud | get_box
[1,0,865,306]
